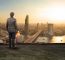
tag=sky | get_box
[0,0,65,24]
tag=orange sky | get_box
[0,0,65,24]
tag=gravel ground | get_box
[0,44,65,60]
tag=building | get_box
[36,23,39,31]
[24,15,29,40]
[48,23,54,36]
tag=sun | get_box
[38,5,65,23]
[47,6,65,20]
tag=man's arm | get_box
[14,19,18,31]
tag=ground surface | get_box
[0,44,65,60]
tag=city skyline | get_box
[0,0,65,24]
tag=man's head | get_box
[10,12,14,18]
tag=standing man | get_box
[6,12,18,49]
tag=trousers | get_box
[8,32,16,48]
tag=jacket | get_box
[6,17,18,32]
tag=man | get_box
[6,12,18,49]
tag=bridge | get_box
[24,30,42,43]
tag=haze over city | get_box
[0,0,65,24]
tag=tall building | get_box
[24,15,29,40]
[48,23,54,36]
[40,23,44,30]
[37,23,39,31]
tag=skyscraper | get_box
[24,15,29,40]
[48,23,54,36]
[37,23,39,32]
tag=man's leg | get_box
[9,32,12,48]
[11,32,16,48]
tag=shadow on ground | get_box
[0,44,65,60]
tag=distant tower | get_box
[41,23,44,30]
[37,23,39,31]
[24,15,29,40]
[48,23,54,36]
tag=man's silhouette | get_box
[6,12,18,48]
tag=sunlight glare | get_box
[51,36,63,43]
[38,6,65,23]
